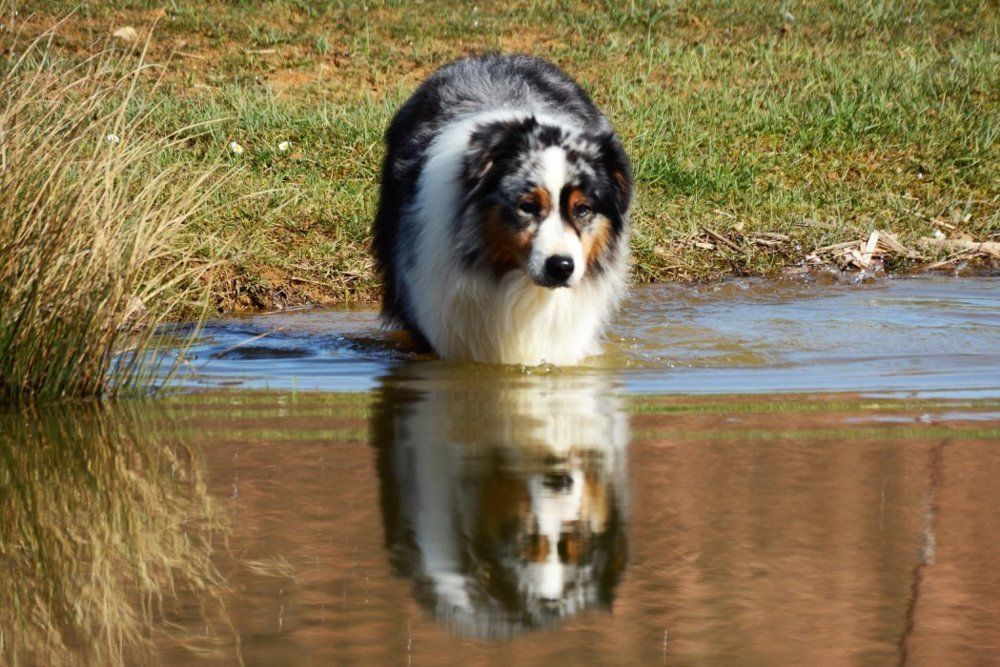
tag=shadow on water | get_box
[370,363,630,638]
[0,401,231,666]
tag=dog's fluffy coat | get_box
[373,54,632,365]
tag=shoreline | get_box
[207,257,1000,315]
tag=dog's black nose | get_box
[544,255,574,284]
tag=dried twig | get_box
[806,230,922,270]
[702,226,741,252]
[918,237,1000,258]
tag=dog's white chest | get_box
[420,270,622,366]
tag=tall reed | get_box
[0,27,221,402]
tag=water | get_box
[2,276,999,664]
[178,275,1000,397]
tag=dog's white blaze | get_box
[540,144,567,197]
[525,468,585,600]
[403,110,628,366]
[526,146,586,288]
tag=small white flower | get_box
[277,140,291,153]
[105,133,121,145]
[229,141,244,156]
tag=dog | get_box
[371,364,629,637]
[373,54,633,365]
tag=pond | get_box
[3,275,999,664]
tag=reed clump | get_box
[0,29,220,402]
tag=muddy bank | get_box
[208,248,999,315]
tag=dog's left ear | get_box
[597,133,632,214]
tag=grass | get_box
[5,0,1000,313]
[0,26,223,401]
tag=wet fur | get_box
[373,54,632,365]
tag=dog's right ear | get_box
[464,117,537,187]
[595,132,632,215]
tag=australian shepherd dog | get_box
[373,54,633,365]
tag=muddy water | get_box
[2,276,999,664]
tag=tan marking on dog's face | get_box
[564,187,612,272]
[562,186,613,274]
[582,470,610,530]
[481,205,533,276]
[551,472,609,564]
[559,529,587,564]
[564,188,590,232]
[581,214,613,272]
[476,471,555,563]
[520,186,552,218]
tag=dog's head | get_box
[462,116,632,288]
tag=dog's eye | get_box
[518,200,541,217]
[573,203,593,219]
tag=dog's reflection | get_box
[371,364,629,638]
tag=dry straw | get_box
[0,23,223,402]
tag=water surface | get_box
[3,276,999,665]
[179,275,1000,397]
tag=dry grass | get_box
[0,26,223,401]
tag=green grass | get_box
[8,0,1000,310]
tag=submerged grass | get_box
[0,26,223,401]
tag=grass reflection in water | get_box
[0,400,229,665]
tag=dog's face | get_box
[462,117,632,288]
